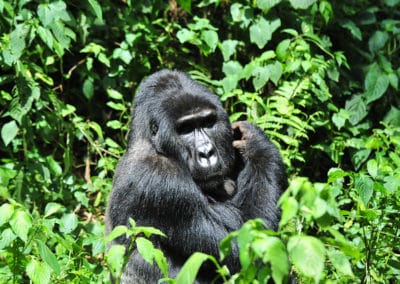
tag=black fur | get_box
[105,70,287,283]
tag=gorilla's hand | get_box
[223,179,236,196]
[232,121,256,158]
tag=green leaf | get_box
[221,76,238,93]
[59,213,78,234]
[355,175,374,205]
[88,0,103,22]
[252,66,270,90]
[106,244,126,275]
[345,95,367,125]
[364,64,390,104]
[385,0,400,6]
[104,225,128,243]
[60,104,76,117]
[222,61,243,77]
[384,175,400,194]
[289,0,317,9]
[220,40,239,61]
[107,101,126,111]
[83,77,94,100]
[253,237,289,283]
[257,0,281,12]
[0,228,17,250]
[0,203,14,226]
[44,202,63,217]
[10,210,32,242]
[332,109,351,130]
[237,222,254,269]
[175,252,211,284]
[133,226,167,238]
[107,120,123,129]
[26,259,52,284]
[1,120,19,146]
[365,74,389,104]
[383,106,400,126]
[230,3,244,22]
[279,196,298,228]
[249,17,281,49]
[327,249,354,276]
[106,88,123,100]
[201,30,218,53]
[136,237,155,264]
[177,0,191,13]
[219,233,235,261]
[2,24,28,66]
[74,191,89,208]
[176,28,196,43]
[46,156,63,176]
[288,236,325,282]
[37,26,54,50]
[37,240,61,275]
[367,159,378,178]
[268,61,283,85]
[340,20,362,40]
[276,39,291,60]
[351,149,371,171]
[368,30,389,53]
[153,249,169,278]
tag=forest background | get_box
[0,0,399,283]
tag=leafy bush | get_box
[1,0,399,283]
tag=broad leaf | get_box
[37,240,61,275]
[327,249,354,276]
[175,252,211,284]
[288,235,325,282]
[59,213,78,234]
[10,210,32,242]
[355,175,374,205]
[250,17,281,49]
[289,0,316,9]
[26,259,52,284]
[1,120,18,146]
[136,237,155,264]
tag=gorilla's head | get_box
[131,70,236,195]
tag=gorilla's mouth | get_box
[194,174,224,190]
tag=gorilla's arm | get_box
[106,140,243,259]
[232,121,288,230]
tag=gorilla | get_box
[105,70,287,283]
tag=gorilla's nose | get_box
[197,143,217,168]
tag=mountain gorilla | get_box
[105,70,287,283]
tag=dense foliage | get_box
[0,0,399,283]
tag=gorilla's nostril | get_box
[198,144,214,159]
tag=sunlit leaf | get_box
[59,213,78,234]
[289,0,317,9]
[1,120,18,146]
[288,235,325,282]
[175,252,211,284]
[26,259,52,284]
[10,210,32,242]
[327,249,354,276]
[355,175,374,205]
[250,17,281,49]
[136,237,155,264]
[37,240,61,275]
[0,203,14,227]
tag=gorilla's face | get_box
[153,94,236,193]
[175,105,235,189]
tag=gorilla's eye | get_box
[176,108,217,134]
[150,121,158,136]
[202,115,216,129]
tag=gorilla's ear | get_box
[150,119,158,136]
